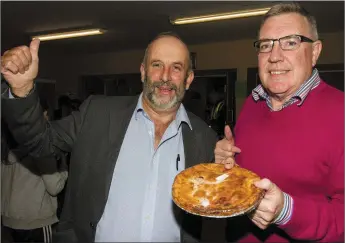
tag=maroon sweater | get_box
[229,81,344,242]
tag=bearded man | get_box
[1,32,220,242]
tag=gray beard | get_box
[143,78,185,110]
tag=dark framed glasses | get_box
[254,34,315,53]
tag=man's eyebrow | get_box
[150,60,184,66]
[150,59,162,63]
[173,62,184,66]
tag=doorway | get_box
[184,69,237,138]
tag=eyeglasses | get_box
[253,34,315,53]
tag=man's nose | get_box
[268,41,284,63]
[161,66,171,82]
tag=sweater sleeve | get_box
[35,155,69,196]
[41,170,68,196]
[279,145,344,242]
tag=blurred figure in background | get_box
[207,87,226,138]
[54,94,82,120]
[1,99,68,243]
[53,94,82,218]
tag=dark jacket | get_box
[2,90,218,242]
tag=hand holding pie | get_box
[172,163,264,217]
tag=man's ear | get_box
[312,40,322,67]
[140,63,145,82]
[185,70,194,90]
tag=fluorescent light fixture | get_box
[171,7,271,25]
[31,28,105,41]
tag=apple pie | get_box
[172,163,264,217]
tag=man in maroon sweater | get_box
[215,2,344,242]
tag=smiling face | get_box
[140,36,194,111]
[258,13,322,101]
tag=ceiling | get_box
[1,1,344,55]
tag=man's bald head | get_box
[142,32,192,72]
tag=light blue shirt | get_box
[95,94,192,242]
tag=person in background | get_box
[53,94,82,219]
[54,94,82,120]
[1,32,218,242]
[214,2,343,242]
[1,99,68,243]
[207,87,226,138]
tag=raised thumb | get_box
[30,38,40,61]
[224,125,234,142]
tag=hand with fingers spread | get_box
[214,125,241,169]
[1,39,40,97]
[248,178,285,230]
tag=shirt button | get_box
[90,222,96,229]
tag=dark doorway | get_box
[184,69,237,138]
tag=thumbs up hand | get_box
[214,125,241,169]
[1,39,40,97]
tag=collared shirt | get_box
[95,94,192,242]
[252,69,321,111]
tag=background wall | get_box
[37,30,344,117]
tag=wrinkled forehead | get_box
[147,36,190,63]
[259,13,311,39]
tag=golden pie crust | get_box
[172,163,264,217]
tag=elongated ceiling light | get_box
[31,28,105,41]
[171,7,271,25]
